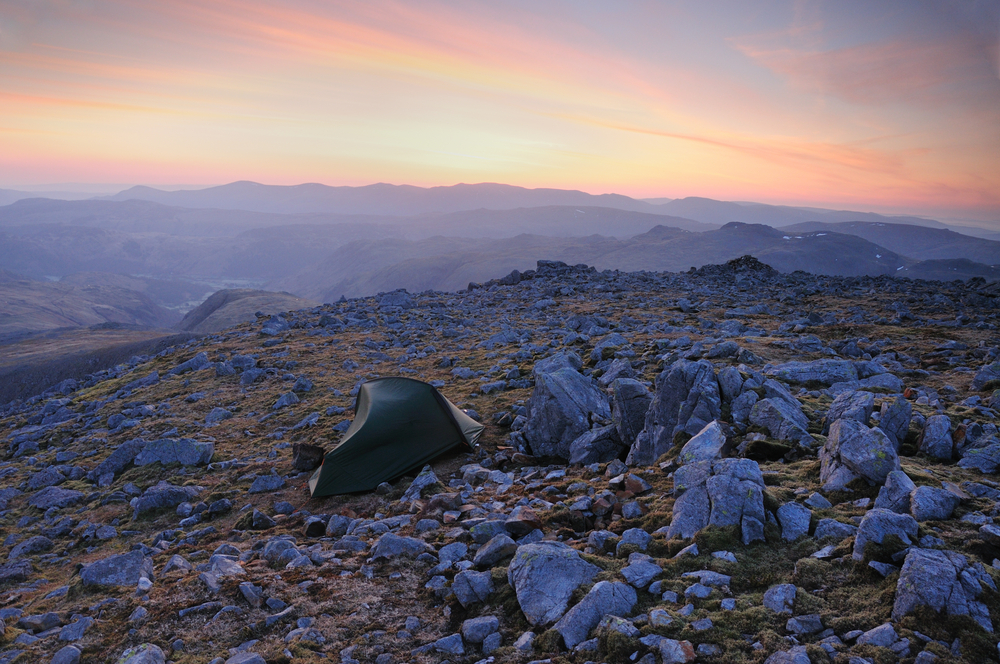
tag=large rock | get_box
[523,353,610,459]
[167,352,210,376]
[919,415,953,460]
[117,644,166,664]
[553,581,637,649]
[828,373,904,396]
[452,570,494,608]
[776,502,811,541]
[473,534,518,569]
[813,519,857,541]
[0,560,33,585]
[909,486,961,521]
[627,359,720,465]
[748,397,811,444]
[81,550,154,587]
[892,548,995,632]
[369,533,433,560]
[667,458,765,545]
[819,419,900,491]
[873,471,916,513]
[763,647,810,664]
[765,360,858,386]
[400,465,438,503]
[8,535,53,560]
[28,486,83,510]
[716,366,744,403]
[730,390,759,431]
[676,420,728,465]
[610,378,652,449]
[852,508,918,561]
[972,362,1000,391]
[568,425,625,465]
[132,482,202,518]
[134,438,214,467]
[27,467,66,490]
[87,438,144,481]
[507,541,599,625]
[878,397,912,449]
[822,391,874,433]
[958,442,1000,473]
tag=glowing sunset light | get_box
[1,0,997,221]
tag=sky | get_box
[1,0,999,223]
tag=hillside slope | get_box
[1,259,1000,663]
[0,275,180,341]
[177,289,319,333]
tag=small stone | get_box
[763,584,796,614]
[461,615,499,644]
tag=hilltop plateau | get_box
[2,258,1000,664]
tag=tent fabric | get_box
[308,377,484,497]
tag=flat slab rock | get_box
[134,438,214,467]
[81,550,154,587]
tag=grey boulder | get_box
[568,425,625,465]
[909,486,961,521]
[507,541,599,625]
[813,519,857,541]
[86,437,144,481]
[822,390,874,433]
[676,420,728,465]
[8,535,53,560]
[134,438,214,467]
[819,419,900,491]
[776,502,811,541]
[762,584,796,614]
[28,486,83,510]
[765,360,858,386]
[81,550,154,587]
[553,581,637,649]
[958,442,1000,473]
[369,533,433,561]
[452,570,494,608]
[627,359,720,465]
[610,378,652,448]
[892,548,995,632]
[874,471,917,513]
[133,482,202,518]
[667,458,765,545]
[919,415,954,460]
[852,508,918,561]
[523,353,610,459]
[972,361,1000,391]
[118,644,166,664]
[878,397,912,449]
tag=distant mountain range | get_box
[3,182,1000,343]
[275,222,943,300]
[94,181,974,233]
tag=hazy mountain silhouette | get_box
[783,221,1000,265]
[98,181,973,232]
[103,181,656,216]
[275,223,927,300]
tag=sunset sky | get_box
[1,1,998,222]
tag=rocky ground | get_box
[3,257,1000,664]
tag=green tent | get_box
[308,377,484,497]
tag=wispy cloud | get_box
[0,0,997,220]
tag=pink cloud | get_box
[736,36,1000,107]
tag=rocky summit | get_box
[3,257,1000,664]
